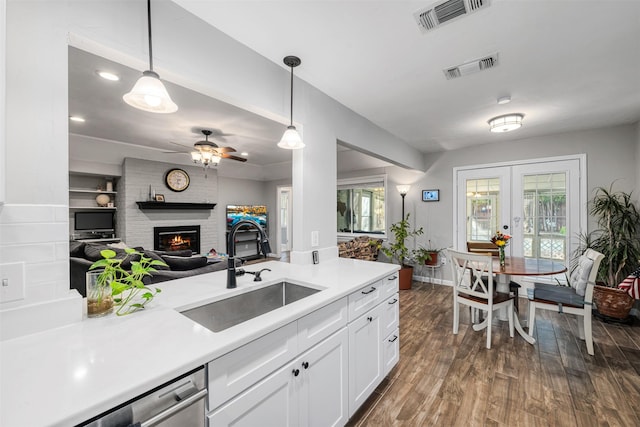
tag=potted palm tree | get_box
[379,213,424,290]
[578,184,640,319]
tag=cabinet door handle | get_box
[388,298,398,304]
[302,361,309,369]
[361,287,377,295]
[367,316,373,322]
[292,369,300,377]
[388,276,397,280]
[388,335,398,342]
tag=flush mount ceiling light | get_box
[278,56,305,149]
[497,96,511,105]
[488,113,524,133]
[123,0,177,114]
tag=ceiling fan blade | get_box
[216,146,237,153]
[221,154,247,162]
[162,150,188,154]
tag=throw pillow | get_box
[143,250,171,270]
[570,255,594,296]
[69,240,86,257]
[83,243,140,270]
[161,255,208,271]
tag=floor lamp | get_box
[397,185,410,220]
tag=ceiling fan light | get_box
[123,71,178,114]
[278,125,305,149]
[488,113,523,133]
[211,155,222,166]
[191,151,202,162]
[201,151,214,162]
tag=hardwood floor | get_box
[347,281,640,427]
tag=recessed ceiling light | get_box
[69,116,85,122]
[96,70,119,81]
[497,96,511,105]
[241,152,248,156]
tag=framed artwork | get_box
[155,194,165,202]
[422,189,439,202]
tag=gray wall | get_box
[121,158,218,253]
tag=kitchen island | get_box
[0,258,399,427]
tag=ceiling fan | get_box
[169,129,248,168]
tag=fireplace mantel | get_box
[136,202,216,210]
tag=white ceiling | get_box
[70,0,640,178]
[174,0,640,152]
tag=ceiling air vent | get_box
[443,52,499,80]
[414,0,490,33]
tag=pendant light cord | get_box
[147,0,153,71]
[289,66,294,126]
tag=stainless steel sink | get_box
[180,281,321,332]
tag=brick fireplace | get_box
[154,225,201,254]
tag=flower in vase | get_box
[491,231,512,247]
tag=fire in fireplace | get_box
[154,225,201,254]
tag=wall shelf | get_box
[136,202,216,210]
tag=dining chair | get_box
[466,241,522,312]
[447,249,515,349]
[527,248,604,355]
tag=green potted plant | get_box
[89,248,167,316]
[577,184,640,319]
[379,213,423,290]
[413,240,444,266]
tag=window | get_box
[337,175,386,236]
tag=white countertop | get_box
[0,258,398,427]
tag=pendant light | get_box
[278,56,305,149]
[123,0,178,114]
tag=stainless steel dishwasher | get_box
[79,366,207,427]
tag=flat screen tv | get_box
[74,211,115,232]
[226,205,268,233]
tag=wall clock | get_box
[165,168,190,192]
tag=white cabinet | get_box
[348,304,382,416]
[208,298,349,425]
[209,327,348,427]
[347,273,400,417]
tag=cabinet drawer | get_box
[382,328,400,377]
[348,280,382,321]
[381,293,399,338]
[382,273,399,299]
[208,322,298,410]
[298,297,348,353]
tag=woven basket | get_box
[593,285,634,319]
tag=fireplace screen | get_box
[154,225,201,254]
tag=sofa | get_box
[338,236,383,261]
[69,241,230,297]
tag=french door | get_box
[455,156,585,262]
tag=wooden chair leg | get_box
[584,312,594,356]
[508,302,514,338]
[486,310,492,349]
[453,301,459,335]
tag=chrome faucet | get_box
[227,219,271,289]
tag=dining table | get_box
[474,256,568,344]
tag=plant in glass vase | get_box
[88,248,167,316]
[490,231,511,268]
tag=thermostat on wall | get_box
[422,189,439,202]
